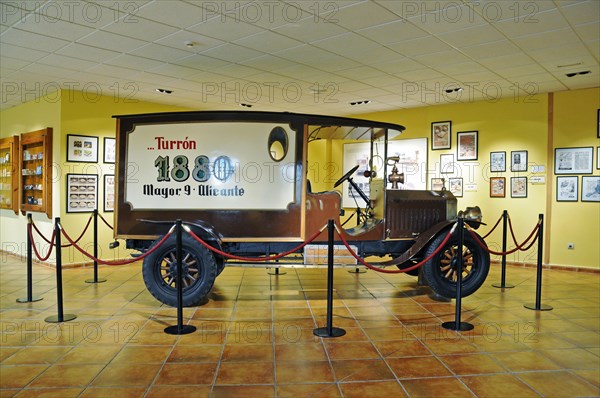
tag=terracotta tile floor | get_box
[1,254,599,397]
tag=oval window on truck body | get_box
[268,126,288,162]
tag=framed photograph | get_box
[431,121,451,150]
[556,176,578,202]
[67,134,98,163]
[457,131,478,160]
[104,174,115,212]
[581,176,600,202]
[511,150,528,172]
[103,137,116,164]
[597,147,600,170]
[554,147,593,174]
[597,109,599,138]
[490,151,506,172]
[490,177,506,197]
[67,174,98,213]
[440,153,454,174]
[511,176,527,198]
[431,178,445,191]
[448,177,463,197]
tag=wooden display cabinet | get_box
[20,128,52,218]
[0,136,19,214]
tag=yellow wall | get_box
[352,89,599,269]
[0,90,192,265]
[549,88,600,268]
[2,88,598,269]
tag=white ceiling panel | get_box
[76,30,146,52]
[1,28,70,52]
[0,0,597,113]
[101,17,178,41]
[135,1,205,28]
[55,43,120,63]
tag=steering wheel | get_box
[334,165,359,188]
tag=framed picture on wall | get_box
[67,174,98,213]
[104,174,115,212]
[511,177,527,198]
[490,151,506,172]
[431,178,445,191]
[581,176,600,202]
[457,131,478,160]
[440,154,454,174]
[597,147,600,170]
[597,109,599,138]
[554,147,593,174]
[67,134,99,163]
[556,176,578,202]
[490,177,506,197]
[103,138,116,164]
[431,121,451,150]
[510,150,528,172]
[449,177,463,197]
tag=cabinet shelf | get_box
[0,136,19,214]
[19,128,52,218]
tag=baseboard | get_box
[491,259,600,274]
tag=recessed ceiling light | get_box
[240,103,253,108]
[445,87,463,93]
[184,41,196,48]
[155,88,173,94]
[565,70,591,77]
[349,100,371,106]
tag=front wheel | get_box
[422,229,490,298]
[142,234,217,307]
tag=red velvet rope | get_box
[335,224,456,274]
[186,225,326,262]
[28,224,56,262]
[482,213,503,239]
[98,212,114,230]
[468,223,539,256]
[32,216,92,248]
[60,224,174,266]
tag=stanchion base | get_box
[45,314,77,323]
[492,283,515,288]
[313,327,346,338]
[164,325,197,335]
[348,268,366,274]
[524,303,553,311]
[85,278,107,284]
[16,296,43,303]
[267,269,287,275]
[441,321,474,331]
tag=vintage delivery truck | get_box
[113,111,490,306]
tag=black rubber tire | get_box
[142,234,217,307]
[422,229,490,298]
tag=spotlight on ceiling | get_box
[445,87,464,93]
[349,100,371,106]
[155,88,173,94]
[565,70,591,77]
[239,103,253,108]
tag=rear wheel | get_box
[142,234,217,307]
[422,230,489,298]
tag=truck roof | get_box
[113,110,405,140]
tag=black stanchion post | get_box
[17,214,43,303]
[86,209,107,284]
[165,220,197,335]
[45,218,77,323]
[525,214,553,311]
[442,217,474,331]
[493,210,514,289]
[313,220,346,338]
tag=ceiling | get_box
[1,0,598,115]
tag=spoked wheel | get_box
[142,234,216,307]
[422,230,490,298]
